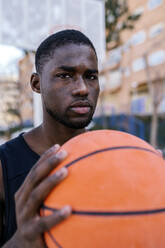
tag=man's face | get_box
[40,43,100,129]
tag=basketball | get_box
[41,130,165,248]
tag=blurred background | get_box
[0,0,165,153]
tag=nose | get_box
[72,76,89,96]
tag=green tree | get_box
[105,0,141,49]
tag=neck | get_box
[24,117,86,156]
[41,119,86,146]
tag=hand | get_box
[4,144,71,248]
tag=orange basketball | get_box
[41,130,165,248]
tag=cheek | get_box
[45,87,69,109]
[42,82,61,99]
[90,84,100,99]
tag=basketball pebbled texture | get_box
[41,130,165,248]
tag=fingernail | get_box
[49,144,60,153]
[56,150,67,159]
[54,144,60,151]
[61,205,72,216]
[56,167,68,178]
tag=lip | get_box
[69,101,92,114]
[70,100,91,108]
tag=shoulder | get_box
[0,138,14,201]
[0,134,23,153]
[0,133,34,161]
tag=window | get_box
[99,71,122,91]
[149,23,164,38]
[132,57,146,72]
[133,6,144,16]
[131,31,146,46]
[108,70,122,90]
[106,47,122,67]
[148,50,165,66]
[148,0,163,10]
[131,97,146,114]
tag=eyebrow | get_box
[58,66,76,72]
[86,69,98,74]
[58,66,98,74]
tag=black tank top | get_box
[0,133,40,245]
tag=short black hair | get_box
[35,29,97,74]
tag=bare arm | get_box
[1,144,71,248]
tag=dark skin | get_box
[0,43,100,247]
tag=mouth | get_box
[70,106,91,114]
[69,101,92,115]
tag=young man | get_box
[0,29,100,247]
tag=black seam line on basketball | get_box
[63,146,159,169]
[41,205,165,216]
[47,231,62,248]
[41,205,62,248]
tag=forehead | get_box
[43,44,98,71]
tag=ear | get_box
[30,73,41,93]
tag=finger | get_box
[24,144,62,185]
[38,205,72,234]
[26,149,67,188]
[22,167,68,219]
[15,149,67,206]
[16,144,60,197]
[37,144,60,164]
[26,206,72,238]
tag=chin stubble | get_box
[46,106,94,129]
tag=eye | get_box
[86,74,98,80]
[56,73,72,79]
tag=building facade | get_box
[18,52,34,126]
[0,79,20,129]
[0,52,34,137]
[96,0,165,118]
